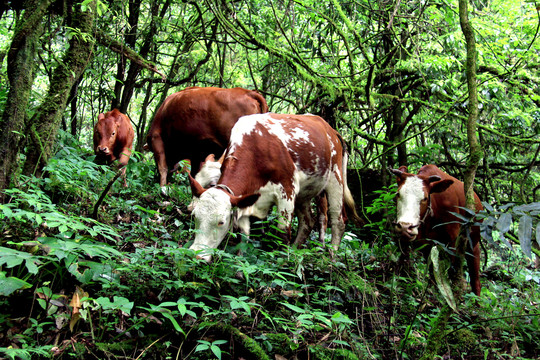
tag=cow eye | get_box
[218,220,225,226]
[111,131,116,136]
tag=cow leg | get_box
[275,196,294,243]
[316,194,328,243]
[465,233,482,296]
[117,147,132,187]
[325,177,346,256]
[293,200,315,247]
[149,135,168,188]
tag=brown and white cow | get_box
[188,113,358,261]
[145,87,268,190]
[93,109,134,186]
[390,164,483,295]
[190,152,330,242]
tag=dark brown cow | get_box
[188,113,359,261]
[145,87,268,188]
[390,164,483,295]
[93,109,134,186]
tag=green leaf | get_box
[496,213,512,234]
[536,223,540,248]
[160,311,185,335]
[280,302,306,314]
[0,272,32,296]
[518,215,533,258]
[210,344,222,360]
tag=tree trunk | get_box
[69,74,84,138]
[420,1,482,358]
[460,0,482,210]
[22,0,96,177]
[0,0,53,199]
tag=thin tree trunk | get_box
[420,1,481,358]
[460,0,482,210]
[22,0,97,177]
[69,74,84,138]
[0,0,53,199]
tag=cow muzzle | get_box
[393,221,419,240]
[97,146,110,155]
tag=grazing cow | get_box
[189,152,330,242]
[145,87,268,189]
[188,113,358,261]
[390,164,483,295]
[93,109,134,186]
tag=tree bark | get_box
[0,0,53,200]
[420,1,481,358]
[22,0,97,177]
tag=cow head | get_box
[187,154,224,212]
[188,176,260,262]
[94,112,120,157]
[390,166,453,240]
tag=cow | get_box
[145,87,268,191]
[390,164,483,295]
[93,109,134,186]
[188,113,359,261]
[189,152,330,243]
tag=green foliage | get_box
[1,0,540,358]
[480,201,540,261]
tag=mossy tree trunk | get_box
[22,0,97,177]
[0,0,54,200]
[420,1,481,358]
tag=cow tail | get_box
[249,90,269,113]
[340,136,361,224]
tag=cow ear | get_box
[189,173,206,197]
[398,165,408,173]
[98,113,105,121]
[230,193,260,209]
[204,153,216,163]
[429,179,453,194]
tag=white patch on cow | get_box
[236,181,293,225]
[228,114,270,153]
[188,159,222,212]
[189,188,233,258]
[196,160,222,188]
[327,133,337,157]
[396,176,425,228]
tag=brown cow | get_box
[390,164,483,295]
[145,87,268,189]
[93,109,134,186]
[188,113,359,261]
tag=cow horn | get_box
[188,173,206,198]
[388,167,404,178]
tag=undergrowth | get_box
[0,136,539,359]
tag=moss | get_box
[447,328,477,353]
[308,344,360,360]
[205,322,271,360]
[264,332,295,354]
